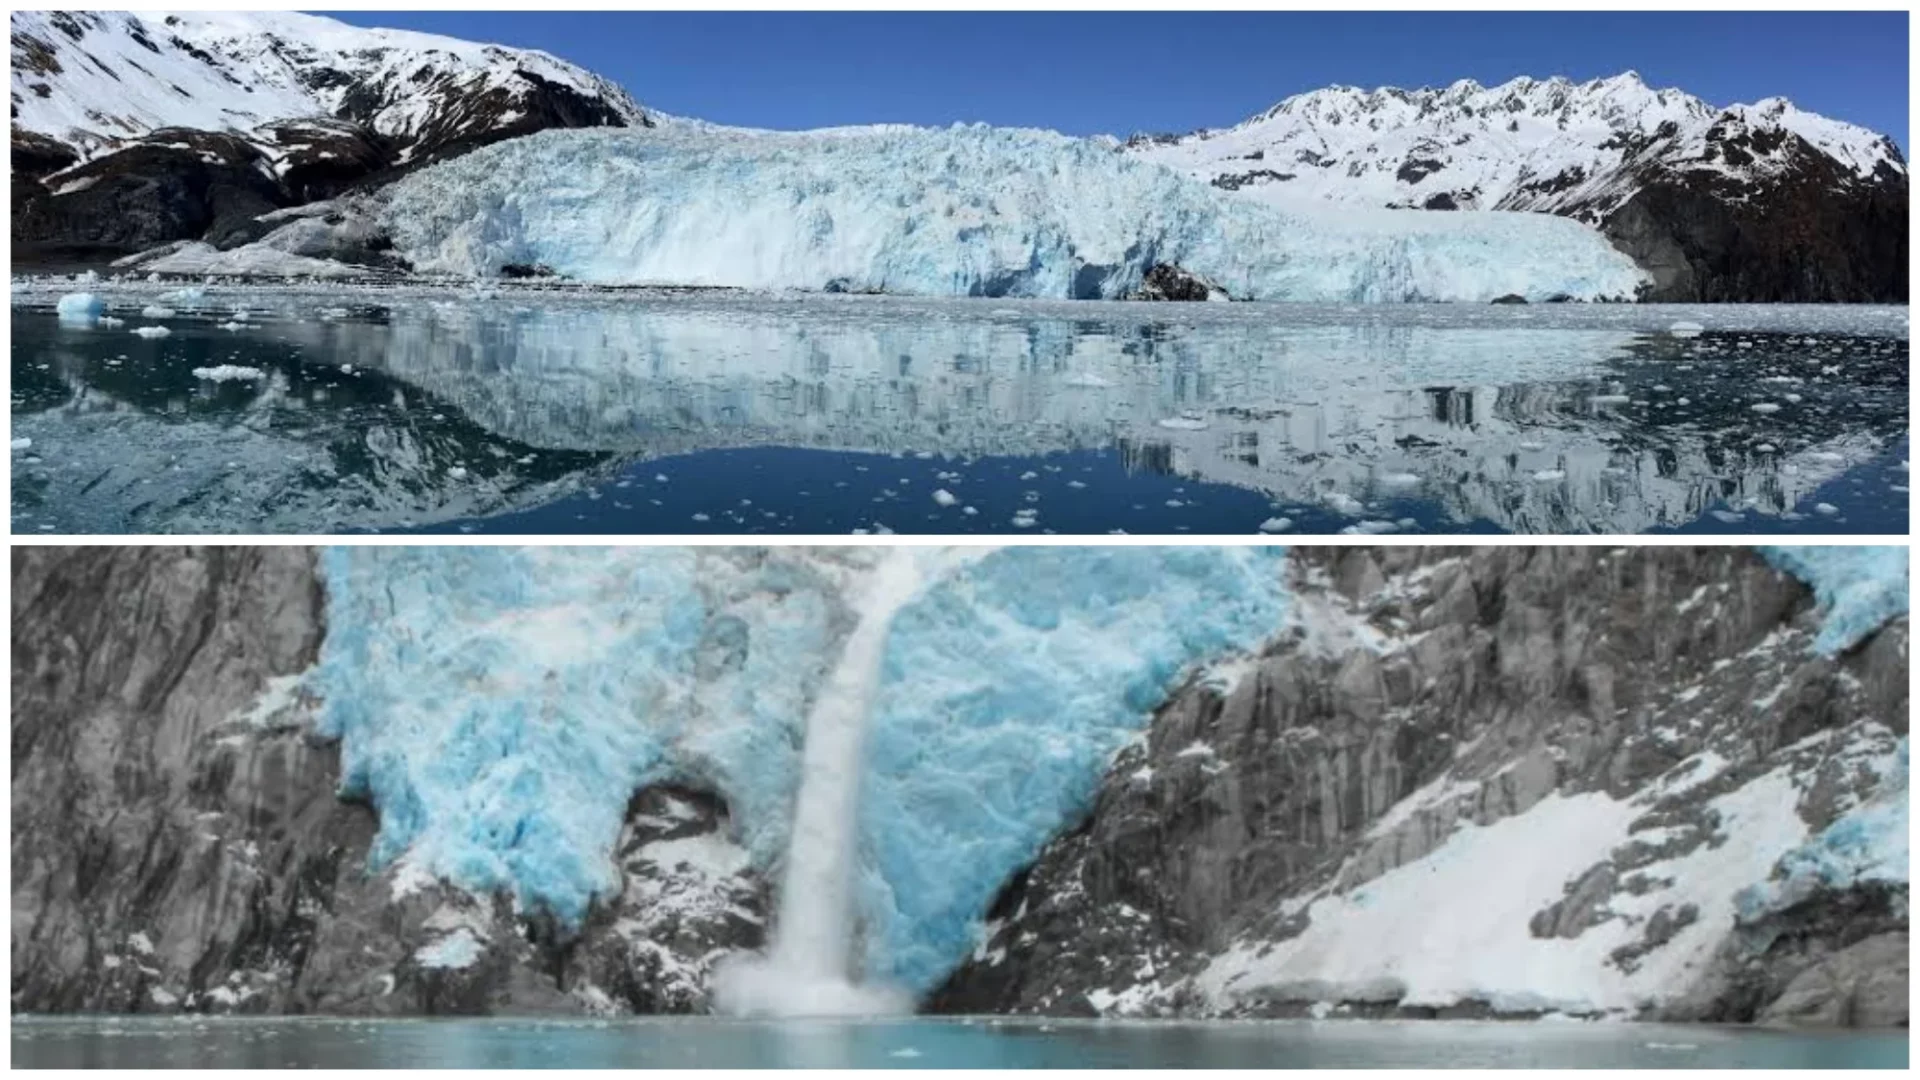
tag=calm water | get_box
[10,1015,1909,1069]
[11,284,1908,535]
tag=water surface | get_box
[12,284,1907,534]
[10,1015,1908,1069]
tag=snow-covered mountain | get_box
[1129,73,1899,215]
[11,10,649,263]
[1129,73,1907,301]
[11,16,1906,301]
[11,11,647,162]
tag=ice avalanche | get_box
[383,125,1649,301]
[308,546,1289,994]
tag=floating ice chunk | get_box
[931,489,958,507]
[1668,321,1705,338]
[1342,520,1400,534]
[191,365,266,382]
[1751,402,1782,414]
[1258,517,1293,533]
[55,292,105,322]
[1323,492,1364,515]
[1708,510,1746,524]
[97,315,125,327]
[218,321,249,331]
[140,305,176,319]
[159,286,205,304]
[1157,416,1210,431]
[10,438,31,452]
[132,326,173,338]
[447,467,469,480]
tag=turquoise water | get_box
[10,1016,1908,1068]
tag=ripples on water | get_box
[10,286,1908,535]
[10,1015,1909,1069]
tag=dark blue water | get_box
[12,288,1908,535]
[9,1015,1908,1069]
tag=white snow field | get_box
[10,10,645,161]
[1129,72,1903,218]
[382,125,1650,301]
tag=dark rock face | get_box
[1129,264,1229,302]
[11,547,768,1017]
[929,547,1907,1027]
[11,546,345,1014]
[1595,148,1909,302]
[12,131,289,263]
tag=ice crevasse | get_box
[382,124,1650,302]
[308,546,1290,994]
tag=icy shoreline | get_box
[10,277,1911,337]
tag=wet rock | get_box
[1129,264,1229,302]
[1758,932,1908,1029]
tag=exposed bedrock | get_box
[930,547,1907,1028]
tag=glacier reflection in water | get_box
[9,288,1908,534]
[10,1015,1909,1069]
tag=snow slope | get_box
[307,546,1288,993]
[382,124,1649,301]
[1130,72,1904,219]
[10,10,646,159]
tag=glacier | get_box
[308,545,1288,993]
[382,124,1649,302]
[1759,546,1910,655]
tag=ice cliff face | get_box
[931,547,1909,1027]
[11,546,1906,1025]
[382,125,1648,302]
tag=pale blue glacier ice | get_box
[858,546,1289,991]
[1759,546,1910,655]
[55,292,104,322]
[383,125,1648,302]
[308,546,1288,991]
[1736,738,1908,922]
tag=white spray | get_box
[713,548,929,1017]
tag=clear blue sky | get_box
[325,11,1908,149]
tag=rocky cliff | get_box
[931,547,1908,1027]
[11,546,1907,1026]
[10,547,765,1016]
